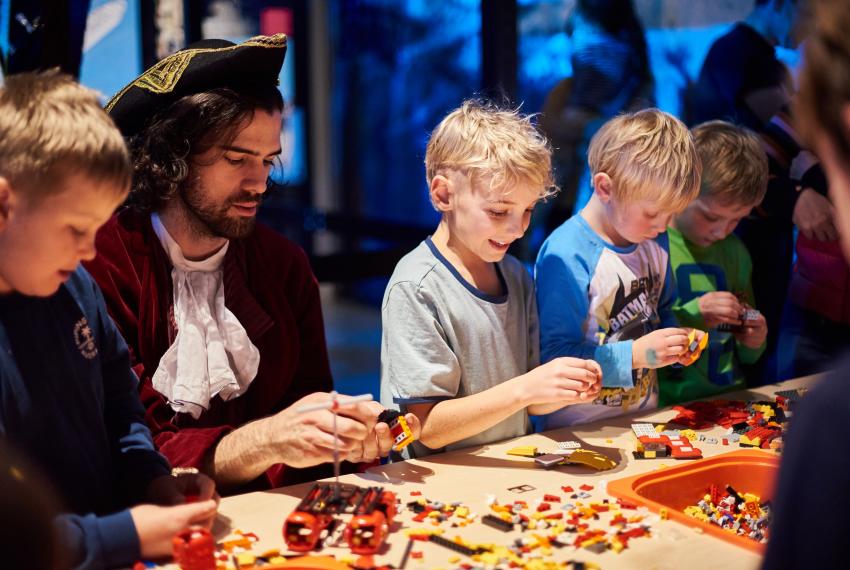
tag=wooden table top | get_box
[164,375,819,570]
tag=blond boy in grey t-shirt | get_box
[380,100,602,458]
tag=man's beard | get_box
[180,178,261,240]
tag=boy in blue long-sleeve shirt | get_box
[0,70,217,569]
[535,109,707,427]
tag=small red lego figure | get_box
[378,409,414,452]
[172,528,215,570]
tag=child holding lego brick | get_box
[380,100,601,458]
[535,109,706,427]
[659,121,769,405]
[0,70,218,569]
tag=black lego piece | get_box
[482,514,514,532]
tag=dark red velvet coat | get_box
[84,209,334,489]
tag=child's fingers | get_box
[558,377,593,392]
[175,499,218,525]
[565,365,599,384]
[664,334,689,355]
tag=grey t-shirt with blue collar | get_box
[380,238,538,458]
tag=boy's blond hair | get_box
[588,108,701,212]
[691,121,768,206]
[425,99,556,204]
[0,69,130,200]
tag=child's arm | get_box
[656,232,682,329]
[406,357,600,450]
[86,276,171,501]
[525,268,602,416]
[734,256,767,362]
[56,501,217,569]
[536,246,635,387]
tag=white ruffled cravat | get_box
[150,213,260,419]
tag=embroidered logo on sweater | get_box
[73,318,98,359]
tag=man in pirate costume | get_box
[85,35,417,492]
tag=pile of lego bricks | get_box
[402,483,653,569]
[665,391,803,450]
[683,484,771,544]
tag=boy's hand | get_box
[698,292,744,329]
[734,311,767,349]
[131,500,218,559]
[632,328,690,369]
[522,357,602,404]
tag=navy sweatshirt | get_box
[0,267,170,569]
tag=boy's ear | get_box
[593,173,613,203]
[0,177,14,229]
[430,174,454,212]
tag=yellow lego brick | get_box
[259,549,280,559]
[680,429,698,441]
[507,446,538,457]
[660,508,669,520]
[580,536,604,548]
[404,527,443,536]
[455,506,469,518]
[611,538,625,553]
[448,556,460,563]
[235,553,255,566]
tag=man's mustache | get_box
[229,193,263,206]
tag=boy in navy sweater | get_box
[0,70,217,569]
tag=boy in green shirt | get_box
[660,121,769,405]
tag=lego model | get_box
[739,425,781,449]
[680,329,709,365]
[283,482,398,555]
[631,423,702,460]
[506,443,617,471]
[172,527,216,570]
[377,409,415,452]
[717,308,761,333]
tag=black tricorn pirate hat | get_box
[105,33,287,137]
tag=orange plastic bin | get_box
[607,449,779,552]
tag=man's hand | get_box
[698,291,744,329]
[632,328,690,369]
[260,392,377,468]
[793,188,838,241]
[131,500,218,559]
[346,402,422,462]
[734,310,768,349]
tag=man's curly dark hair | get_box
[127,85,283,212]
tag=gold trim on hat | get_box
[105,33,287,112]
